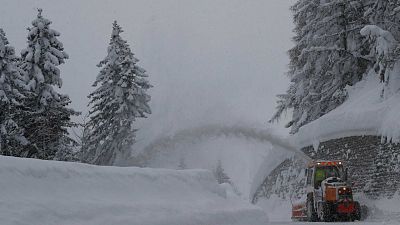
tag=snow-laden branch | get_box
[360,25,398,60]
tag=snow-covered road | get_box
[271,222,397,225]
[257,192,400,225]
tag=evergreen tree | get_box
[271,0,370,133]
[82,21,152,165]
[364,0,400,34]
[19,9,79,160]
[362,0,400,90]
[214,159,231,184]
[0,29,28,155]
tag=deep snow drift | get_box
[0,156,268,225]
[293,67,400,148]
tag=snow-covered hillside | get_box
[293,66,400,148]
[0,156,268,225]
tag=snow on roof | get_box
[292,65,400,148]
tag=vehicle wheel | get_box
[360,204,369,220]
[353,202,361,221]
[320,202,333,222]
[307,196,318,222]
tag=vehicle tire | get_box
[306,196,318,222]
[360,204,369,221]
[353,202,362,221]
[320,202,333,222]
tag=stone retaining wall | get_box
[253,135,400,203]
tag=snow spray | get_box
[129,124,312,166]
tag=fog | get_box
[1,0,295,153]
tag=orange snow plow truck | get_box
[292,160,361,222]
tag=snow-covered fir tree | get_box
[0,28,28,155]
[361,0,400,92]
[271,0,370,133]
[214,160,231,184]
[82,21,152,165]
[19,9,79,160]
[364,0,400,35]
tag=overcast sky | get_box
[1,0,296,150]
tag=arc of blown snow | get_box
[128,124,312,167]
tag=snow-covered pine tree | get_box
[214,160,231,184]
[19,9,79,160]
[364,0,400,36]
[0,28,28,155]
[82,21,152,165]
[271,0,370,133]
[361,0,400,92]
[270,0,319,127]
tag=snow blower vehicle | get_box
[291,160,361,222]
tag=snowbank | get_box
[293,68,400,147]
[256,195,292,222]
[0,156,268,225]
[355,192,400,222]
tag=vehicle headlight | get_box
[338,187,351,194]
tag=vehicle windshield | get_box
[314,166,342,188]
